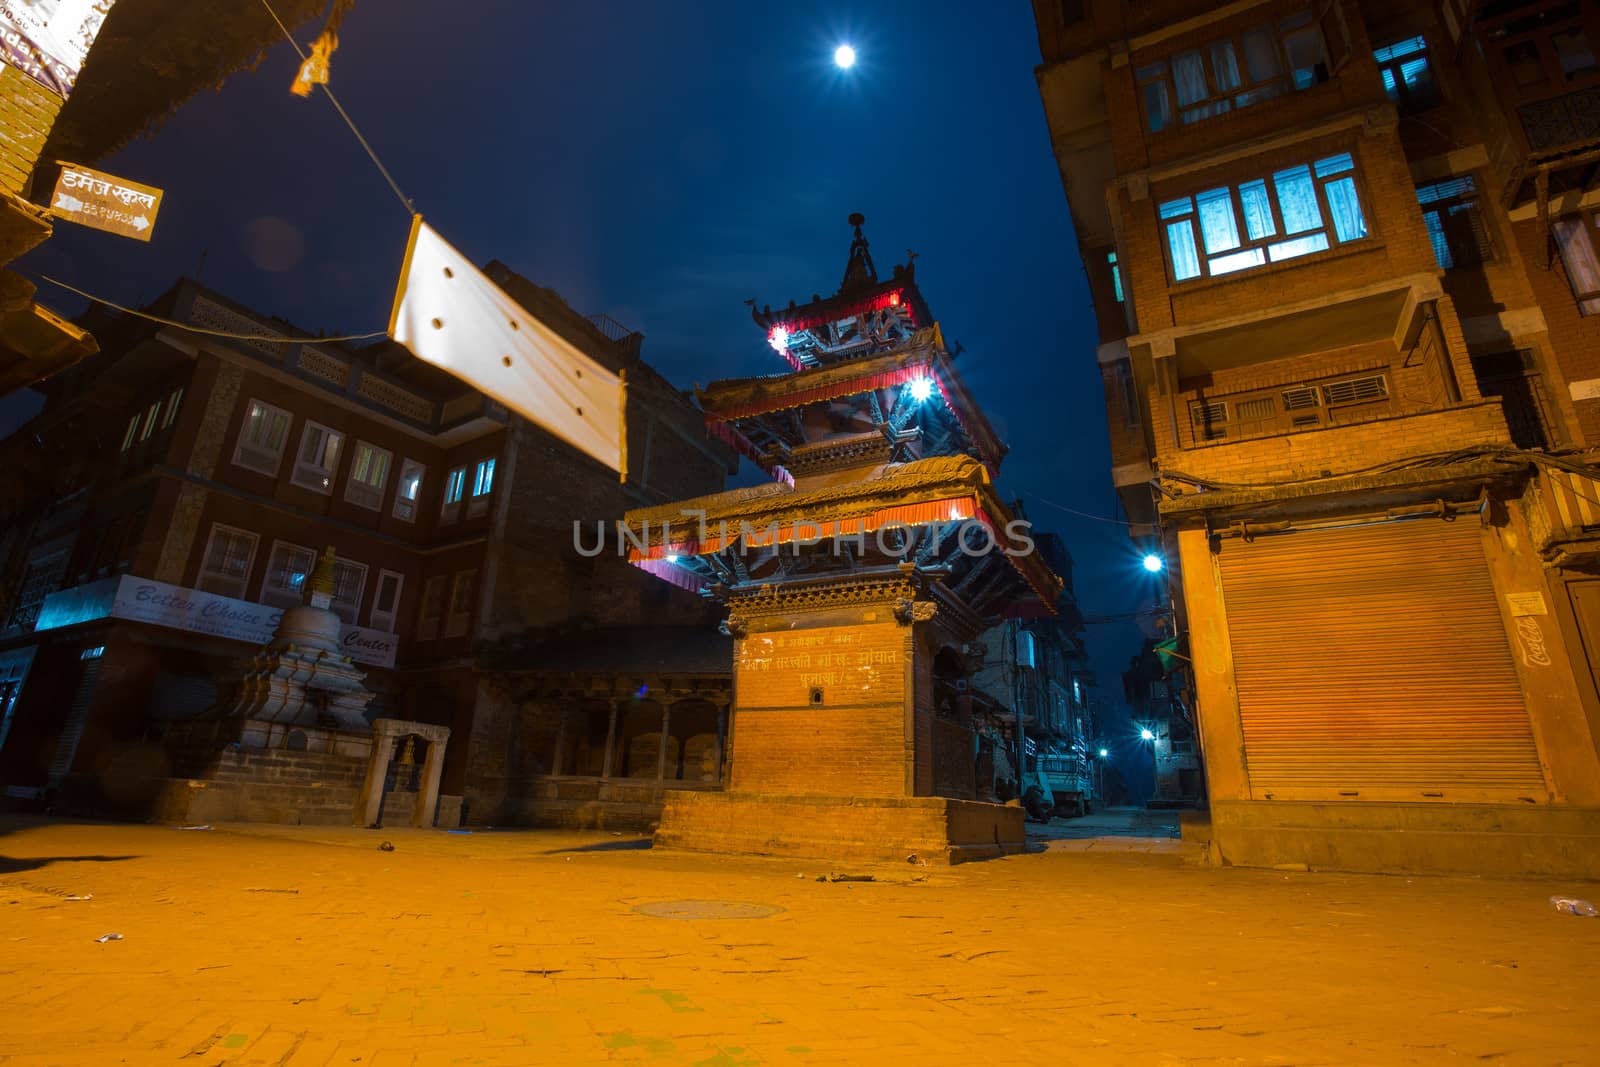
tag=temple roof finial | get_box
[840,212,877,294]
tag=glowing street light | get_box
[834,44,857,69]
[1142,553,1164,573]
[1098,748,1109,758]
[666,555,679,563]
[1140,727,1155,741]
[910,378,934,402]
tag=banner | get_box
[390,216,626,474]
[0,0,117,99]
[34,574,400,669]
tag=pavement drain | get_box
[633,900,784,920]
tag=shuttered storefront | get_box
[1219,517,1547,801]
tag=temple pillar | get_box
[412,729,450,828]
[357,729,399,827]
[600,699,620,779]
[550,705,567,776]
[655,700,674,784]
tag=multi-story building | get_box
[1123,638,1205,806]
[1033,0,1600,875]
[0,268,732,823]
[973,532,1100,815]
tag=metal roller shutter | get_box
[1219,517,1547,801]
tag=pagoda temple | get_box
[624,215,1059,864]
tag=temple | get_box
[627,216,1060,864]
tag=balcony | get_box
[1475,1,1600,208]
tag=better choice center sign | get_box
[35,575,399,669]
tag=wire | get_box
[34,273,388,344]
[258,0,415,217]
[1029,494,1139,527]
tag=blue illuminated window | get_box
[472,458,495,497]
[1108,251,1124,303]
[1417,176,1490,270]
[1374,35,1439,113]
[444,467,466,505]
[1159,152,1368,283]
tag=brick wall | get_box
[1510,218,1600,443]
[0,65,61,197]
[729,620,911,798]
[1161,400,1508,485]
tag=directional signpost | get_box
[49,163,163,242]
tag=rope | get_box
[34,273,387,344]
[258,0,415,217]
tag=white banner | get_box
[390,217,626,473]
[35,575,399,669]
[0,0,116,98]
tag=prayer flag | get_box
[389,216,626,475]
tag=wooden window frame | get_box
[232,398,292,476]
[393,459,425,522]
[291,420,345,494]
[1417,174,1493,270]
[445,569,477,639]
[260,540,316,609]
[440,465,467,525]
[344,440,393,511]
[416,575,447,642]
[1159,151,1370,284]
[197,523,258,599]
[370,569,404,632]
[1135,7,1334,134]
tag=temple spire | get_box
[839,212,878,294]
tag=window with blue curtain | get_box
[1159,151,1370,282]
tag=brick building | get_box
[972,532,1101,816]
[0,268,732,824]
[1033,0,1600,875]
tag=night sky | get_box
[11,1,1158,778]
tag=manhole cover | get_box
[633,900,784,920]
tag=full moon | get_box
[833,44,856,69]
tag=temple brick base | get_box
[654,789,1025,865]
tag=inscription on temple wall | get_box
[736,623,908,709]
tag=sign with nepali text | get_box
[736,623,907,710]
[50,162,161,240]
[0,0,117,98]
[34,574,399,669]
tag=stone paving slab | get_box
[1,815,1596,1065]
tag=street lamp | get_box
[1098,747,1108,758]
[910,377,934,402]
[1139,727,1154,741]
[1142,553,1163,573]
[834,44,857,69]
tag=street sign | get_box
[49,163,162,241]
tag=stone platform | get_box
[653,790,1025,865]
[1208,798,1600,879]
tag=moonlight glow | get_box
[834,44,857,69]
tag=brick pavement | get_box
[1,815,1595,1066]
